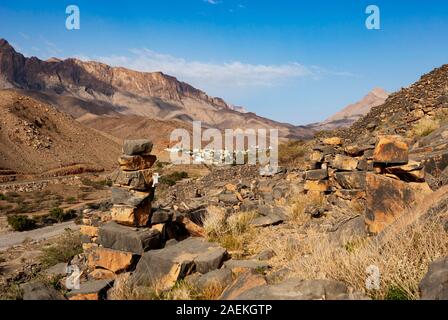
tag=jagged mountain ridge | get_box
[306,88,389,131]
[0,39,313,140]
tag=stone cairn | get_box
[73,139,224,300]
[74,140,165,299]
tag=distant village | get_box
[165,145,275,167]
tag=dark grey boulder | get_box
[334,172,366,190]
[255,249,276,261]
[419,256,448,300]
[304,169,328,181]
[122,139,153,156]
[99,222,161,255]
[132,237,227,289]
[218,193,239,204]
[195,268,233,291]
[195,247,228,274]
[233,278,369,300]
[66,280,114,300]
[21,282,65,300]
[151,208,174,224]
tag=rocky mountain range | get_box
[0,39,312,141]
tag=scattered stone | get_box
[419,256,448,300]
[251,214,284,227]
[255,249,276,261]
[80,225,99,238]
[151,208,173,224]
[384,161,425,182]
[89,269,117,280]
[231,278,369,300]
[22,282,65,300]
[334,172,366,190]
[67,280,114,300]
[304,169,328,181]
[224,259,270,274]
[331,154,358,171]
[195,268,233,292]
[220,271,267,300]
[218,193,240,204]
[42,262,68,279]
[323,137,342,146]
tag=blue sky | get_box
[1,0,447,125]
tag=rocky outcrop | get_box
[220,276,369,300]
[419,257,448,300]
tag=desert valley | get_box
[0,36,447,301]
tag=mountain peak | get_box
[0,38,15,52]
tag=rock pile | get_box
[76,140,163,299]
[327,64,448,141]
[300,135,433,235]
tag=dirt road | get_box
[0,221,79,251]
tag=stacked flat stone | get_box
[75,139,167,300]
[110,139,157,227]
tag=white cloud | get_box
[204,0,221,4]
[95,48,318,88]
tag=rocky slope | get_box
[307,88,388,131]
[0,90,121,178]
[0,39,312,140]
[333,65,448,142]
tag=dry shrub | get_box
[203,208,256,251]
[278,140,309,166]
[39,229,82,267]
[109,274,224,300]
[287,193,325,224]
[410,117,440,137]
[285,208,448,300]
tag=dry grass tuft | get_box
[108,274,225,301]
[287,193,325,224]
[203,208,256,252]
[278,140,309,167]
[279,205,448,299]
[410,117,440,138]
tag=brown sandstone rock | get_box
[304,180,330,192]
[219,271,267,300]
[89,269,117,280]
[331,154,358,171]
[80,225,99,238]
[118,154,157,171]
[365,173,432,234]
[323,137,342,146]
[87,247,135,273]
[111,201,152,227]
[373,135,409,164]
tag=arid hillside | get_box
[0,90,121,178]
